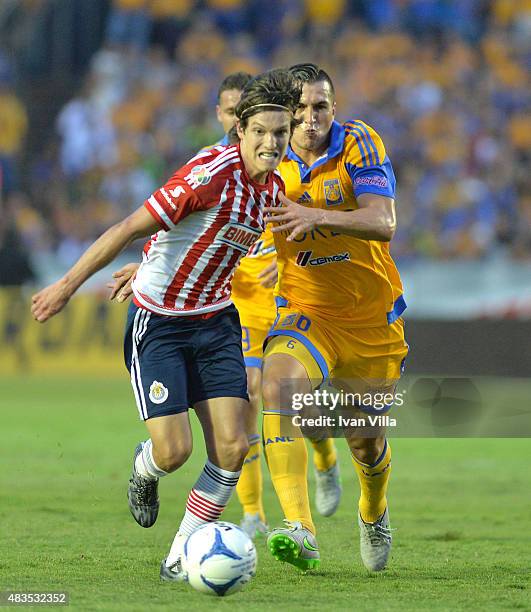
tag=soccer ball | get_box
[182,521,257,597]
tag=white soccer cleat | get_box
[358,507,392,571]
[314,462,342,517]
[240,512,268,540]
[160,557,186,582]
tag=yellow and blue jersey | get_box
[274,119,405,328]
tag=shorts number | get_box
[280,314,312,332]
[296,316,311,331]
[286,340,296,349]
[241,326,251,353]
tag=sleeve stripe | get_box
[147,195,176,230]
[350,121,381,165]
[345,126,371,167]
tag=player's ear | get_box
[236,119,245,140]
[215,105,222,122]
[331,100,337,117]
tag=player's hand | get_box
[31,280,71,323]
[264,192,325,241]
[107,262,139,302]
[257,258,278,288]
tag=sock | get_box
[177,460,241,537]
[352,439,391,523]
[263,413,315,534]
[134,439,167,480]
[310,437,338,472]
[236,434,265,522]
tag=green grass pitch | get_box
[1,375,530,611]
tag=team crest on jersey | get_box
[149,381,168,404]
[323,179,343,206]
[190,165,212,186]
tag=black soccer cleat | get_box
[127,442,159,528]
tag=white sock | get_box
[134,439,167,480]
[166,532,187,568]
[177,460,241,537]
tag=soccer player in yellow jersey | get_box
[262,64,408,572]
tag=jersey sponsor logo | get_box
[218,223,262,253]
[297,191,313,204]
[354,175,388,188]
[323,178,344,206]
[190,164,212,186]
[149,380,169,404]
[296,250,350,267]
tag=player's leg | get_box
[309,381,341,517]
[124,303,193,528]
[262,351,314,531]
[238,364,268,538]
[344,420,392,572]
[262,350,321,570]
[236,323,269,537]
[162,305,250,580]
[336,319,408,571]
[162,396,249,581]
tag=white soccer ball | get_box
[182,521,257,597]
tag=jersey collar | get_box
[219,133,231,146]
[285,120,345,182]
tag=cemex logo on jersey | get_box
[296,250,350,267]
[218,223,262,253]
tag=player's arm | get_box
[265,192,395,242]
[31,207,159,322]
[318,193,396,241]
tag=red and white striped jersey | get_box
[132,144,285,317]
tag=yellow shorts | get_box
[235,303,275,369]
[264,300,408,406]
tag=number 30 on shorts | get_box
[281,314,311,332]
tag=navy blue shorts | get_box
[124,303,248,420]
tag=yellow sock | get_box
[263,413,315,534]
[352,440,391,523]
[310,437,338,472]
[236,434,265,522]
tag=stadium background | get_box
[0,2,530,609]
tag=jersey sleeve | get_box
[343,120,396,199]
[144,152,220,230]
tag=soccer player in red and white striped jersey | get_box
[31,69,302,581]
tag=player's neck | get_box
[290,140,329,167]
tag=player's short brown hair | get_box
[235,69,302,131]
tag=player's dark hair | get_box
[288,62,335,97]
[235,68,302,130]
[217,71,253,101]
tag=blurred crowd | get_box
[0,0,530,281]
